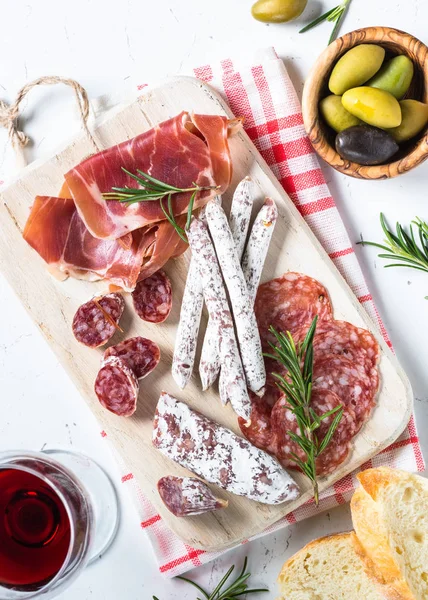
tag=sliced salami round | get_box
[255,272,333,350]
[72,293,124,348]
[94,356,138,417]
[132,269,172,323]
[238,384,282,450]
[310,320,380,391]
[313,353,376,434]
[103,336,160,380]
[157,476,228,517]
[270,388,355,476]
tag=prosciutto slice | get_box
[23,196,149,291]
[65,112,235,240]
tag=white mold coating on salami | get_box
[199,327,222,391]
[132,269,172,323]
[72,293,124,348]
[153,393,300,505]
[103,336,160,380]
[173,197,221,390]
[206,202,266,396]
[188,218,251,421]
[157,475,227,517]
[241,198,278,305]
[94,356,139,417]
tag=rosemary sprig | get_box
[102,167,219,242]
[153,557,268,600]
[359,213,428,275]
[265,316,343,505]
[299,0,352,45]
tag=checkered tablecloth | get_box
[98,48,424,578]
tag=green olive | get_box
[251,0,308,23]
[319,95,362,133]
[367,55,414,99]
[387,99,428,143]
[342,87,402,129]
[329,45,385,96]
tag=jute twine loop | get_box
[0,75,100,167]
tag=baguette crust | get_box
[352,467,428,600]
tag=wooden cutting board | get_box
[0,77,413,552]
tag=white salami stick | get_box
[172,198,221,389]
[187,217,251,421]
[199,178,254,390]
[206,202,266,396]
[157,476,228,517]
[153,393,300,505]
[242,197,278,304]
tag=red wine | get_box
[0,468,71,590]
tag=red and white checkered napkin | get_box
[105,48,425,578]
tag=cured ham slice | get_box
[23,196,149,291]
[65,112,236,240]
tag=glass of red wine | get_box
[0,449,119,599]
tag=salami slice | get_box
[157,476,228,517]
[72,293,124,348]
[270,388,355,476]
[103,336,160,380]
[238,383,282,450]
[308,320,380,390]
[94,356,139,417]
[255,273,333,350]
[313,354,376,434]
[132,269,172,323]
[153,392,300,505]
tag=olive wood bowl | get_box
[302,26,428,179]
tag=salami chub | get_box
[153,392,300,505]
[132,269,172,323]
[94,356,138,417]
[72,293,124,348]
[157,476,228,517]
[103,336,160,380]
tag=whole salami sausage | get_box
[94,356,139,417]
[172,198,221,390]
[72,293,124,348]
[132,269,172,323]
[153,393,300,505]
[103,336,160,380]
[199,180,254,391]
[157,476,228,517]
[187,218,251,421]
[206,202,266,396]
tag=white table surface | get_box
[1,0,427,598]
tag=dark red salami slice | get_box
[94,356,138,417]
[270,388,355,476]
[103,336,160,380]
[313,354,376,434]
[157,476,228,517]
[132,269,172,323]
[310,320,380,391]
[72,293,124,348]
[238,382,282,450]
[255,273,333,350]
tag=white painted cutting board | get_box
[0,77,413,551]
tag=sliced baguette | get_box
[351,467,428,600]
[276,532,401,600]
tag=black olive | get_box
[335,125,399,166]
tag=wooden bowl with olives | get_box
[302,26,428,179]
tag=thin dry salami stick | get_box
[172,198,221,389]
[187,217,251,421]
[199,178,254,391]
[153,393,300,505]
[157,475,228,517]
[206,202,266,396]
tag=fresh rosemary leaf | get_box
[176,575,210,598]
[299,0,352,45]
[266,316,343,505]
[359,213,428,276]
[299,6,338,33]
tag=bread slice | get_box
[351,467,428,600]
[276,532,399,599]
